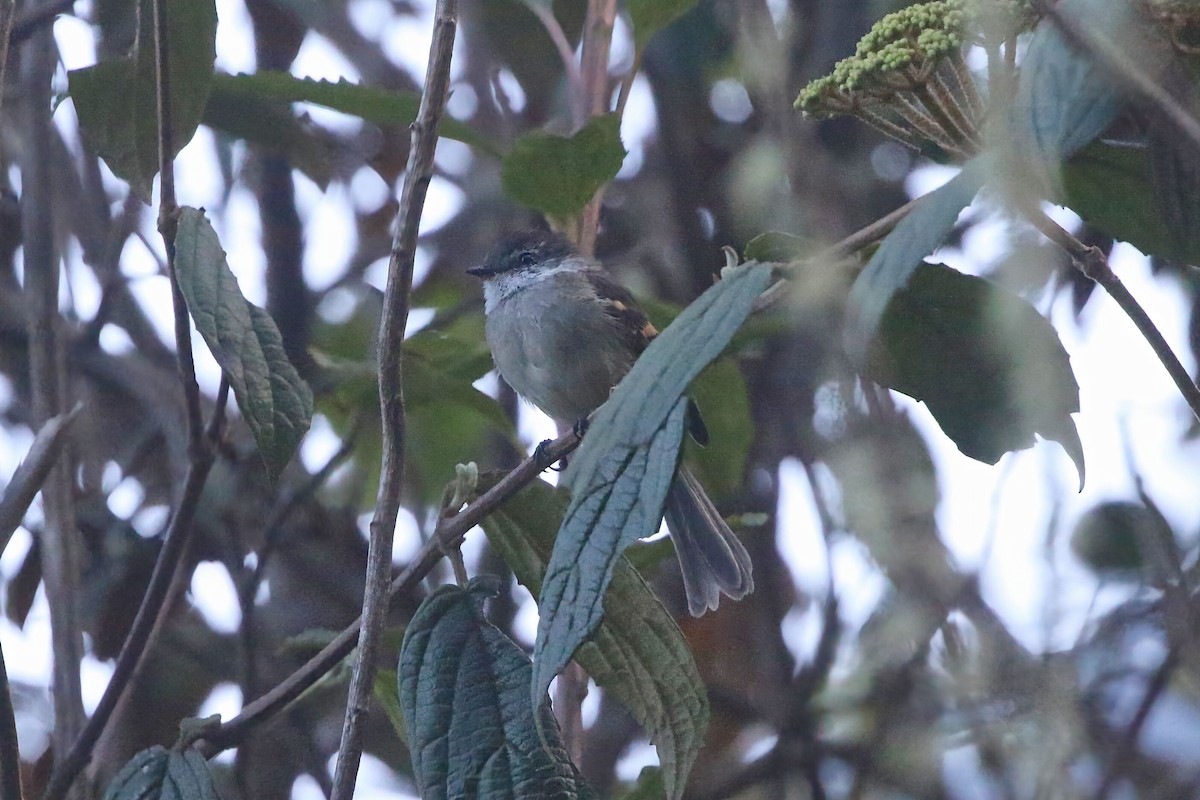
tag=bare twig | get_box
[0,403,82,549]
[0,0,16,112]
[574,0,618,255]
[10,0,73,44]
[1028,210,1200,424]
[1094,650,1180,799]
[0,637,21,800]
[328,1,459,797]
[199,426,584,756]
[39,0,225,794]
[240,428,359,697]
[40,383,228,800]
[19,22,87,786]
[1036,0,1200,151]
[527,2,584,126]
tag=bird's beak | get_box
[466,265,495,278]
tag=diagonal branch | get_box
[0,403,82,550]
[328,0,459,797]
[197,426,584,756]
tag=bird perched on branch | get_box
[468,229,753,616]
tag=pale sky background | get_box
[1,0,1199,796]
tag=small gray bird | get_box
[468,229,754,616]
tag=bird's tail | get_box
[664,466,754,617]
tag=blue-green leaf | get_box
[103,747,220,800]
[480,477,707,800]
[174,208,313,480]
[532,263,772,718]
[398,580,593,800]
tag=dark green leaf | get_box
[163,750,221,800]
[686,360,753,499]
[867,262,1084,483]
[1062,142,1177,259]
[844,159,988,367]
[398,580,593,800]
[104,746,169,800]
[533,263,772,719]
[69,0,216,198]
[202,83,337,187]
[174,208,313,479]
[1011,0,1158,165]
[479,477,707,800]
[103,747,220,800]
[211,72,497,155]
[618,767,667,800]
[743,231,810,264]
[1071,501,1158,578]
[374,668,408,744]
[501,113,626,221]
[627,0,702,49]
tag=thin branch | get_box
[1036,0,1200,151]
[574,0,618,255]
[0,637,21,800]
[19,21,87,782]
[40,382,228,800]
[39,0,224,792]
[198,426,584,756]
[240,428,359,698]
[0,0,16,116]
[1028,210,1200,424]
[1094,650,1180,799]
[527,2,584,126]
[328,1,459,797]
[10,0,73,44]
[0,402,82,549]
[614,50,641,121]
[751,194,922,312]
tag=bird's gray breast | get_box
[485,275,634,424]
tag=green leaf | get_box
[627,0,702,49]
[867,262,1084,483]
[104,746,168,800]
[103,747,220,800]
[1071,501,1158,578]
[686,359,753,499]
[69,0,216,198]
[844,158,988,368]
[202,82,337,187]
[743,231,810,263]
[618,767,667,800]
[210,72,497,156]
[479,476,708,800]
[532,263,772,721]
[1062,142,1180,260]
[164,750,221,800]
[374,668,408,744]
[1011,0,1157,165]
[501,114,626,222]
[398,580,594,800]
[174,207,313,479]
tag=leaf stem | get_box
[528,2,585,127]
[1029,210,1200,424]
[327,0,459,797]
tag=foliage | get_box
[4,0,1200,798]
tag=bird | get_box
[467,228,753,616]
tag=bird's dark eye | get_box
[518,251,536,268]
